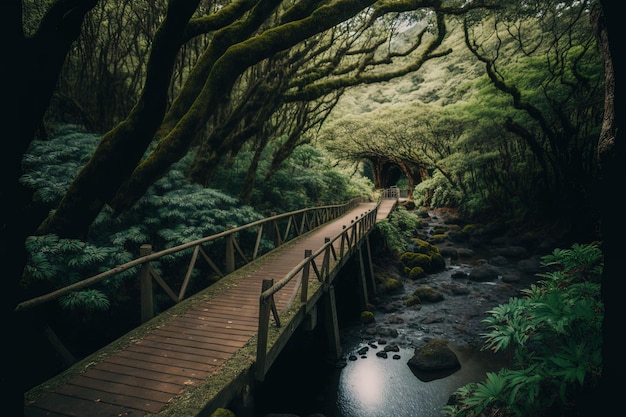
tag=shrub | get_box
[443,242,603,417]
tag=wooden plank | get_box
[27,392,145,417]
[135,338,233,360]
[81,368,184,395]
[155,324,252,342]
[153,328,249,348]
[95,361,205,385]
[106,351,214,376]
[172,314,259,330]
[186,306,260,322]
[124,343,226,365]
[166,317,256,337]
[54,383,166,413]
[143,334,241,354]
[69,374,176,402]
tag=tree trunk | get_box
[591,0,624,410]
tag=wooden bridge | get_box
[22,194,399,417]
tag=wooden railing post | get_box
[225,225,235,273]
[301,249,312,302]
[323,237,331,281]
[256,279,273,381]
[139,244,154,323]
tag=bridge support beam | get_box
[322,285,342,360]
[364,236,377,298]
[357,246,369,309]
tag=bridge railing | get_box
[14,197,365,322]
[255,198,381,379]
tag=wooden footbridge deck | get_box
[22,195,399,417]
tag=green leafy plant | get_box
[444,242,603,417]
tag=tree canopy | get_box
[2,1,623,415]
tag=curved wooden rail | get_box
[15,198,363,315]
[255,201,381,379]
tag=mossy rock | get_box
[404,295,421,307]
[381,276,403,292]
[412,286,444,302]
[430,233,447,243]
[400,252,431,270]
[429,253,446,272]
[376,273,403,293]
[360,310,375,324]
[461,224,481,235]
[411,238,440,255]
[210,408,236,417]
[432,225,448,234]
[409,266,426,280]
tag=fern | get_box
[446,242,603,417]
[59,290,110,312]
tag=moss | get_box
[411,238,440,255]
[412,286,444,302]
[432,225,448,234]
[430,233,447,243]
[210,408,236,417]
[461,224,478,234]
[429,253,446,272]
[409,266,426,280]
[380,276,403,292]
[421,338,449,355]
[404,295,421,307]
[360,310,375,324]
[400,251,431,270]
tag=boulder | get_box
[407,339,460,382]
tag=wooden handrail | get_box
[255,199,382,377]
[14,198,365,313]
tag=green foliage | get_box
[21,124,100,204]
[59,289,111,312]
[326,3,602,229]
[209,141,373,213]
[24,233,135,312]
[21,126,269,313]
[21,125,371,318]
[444,242,603,417]
[372,209,423,255]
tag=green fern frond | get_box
[59,290,110,312]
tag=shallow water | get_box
[253,315,510,417]
[335,343,508,417]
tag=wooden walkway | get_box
[24,199,398,417]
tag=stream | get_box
[251,208,546,417]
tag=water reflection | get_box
[337,345,508,417]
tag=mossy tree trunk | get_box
[3,2,99,415]
[593,0,624,410]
